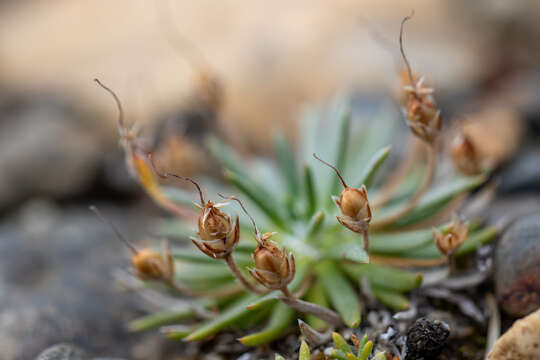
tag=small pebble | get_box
[405,317,450,360]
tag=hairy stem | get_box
[280,287,343,326]
[225,255,267,295]
[371,143,436,230]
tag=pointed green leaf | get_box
[316,261,361,327]
[303,164,317,218]
[185,294,262,341]
[341,263,422,292]
[128,309,193,332]
[356,146,391,188]
[305,210,325,239]
[275,355,286,360]
[299,340,311,360]
[375,175,486,229]
[358,340,373,360]
[225,170,288,230]
[330,349,349,360]
[327,241,369,264]
[206,136,249,178]
[275,133,299,195]
[239,302,296,346]
[371,286,410,311]
[332,332,352,353]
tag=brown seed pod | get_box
[399,13,442,144]
[132,244,174,282]
[89,205,174,282]
[451,132,482,176]
[250,236,296,290]
[149,157,240,259]
[433,215,469,257]
[313,153,371,249]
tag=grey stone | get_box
[495,212,540,316]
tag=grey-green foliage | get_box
[129,97,497,344]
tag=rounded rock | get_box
[495,213,540,316]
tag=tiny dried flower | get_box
[433,215,469,257]
[132,243,174,282]
[399,14,442,144]
[250,235,296,290]
[89,205,175,282]
[451,132,481,176]
[149,158,240,259]
[313,154,371,249]
[94,79,192,219]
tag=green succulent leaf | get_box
[128,309,194,332]
[303,164,317,218]
[239,303,296,346]
[356,146,392,188]
[326,242,369,264]
[371,286,410,310]
[332,332,352,353]
[341,263,422,292]
[358,340,373,360]
[317,261,361,327]
[375,174,486,229]
[275,355,286,360]
[299,340,311,360]
[185,294,263,341]
[275,133,300,195]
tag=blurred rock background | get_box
[0,0,539,359]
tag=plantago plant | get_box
[94,16,498,347]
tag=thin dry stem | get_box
[149,154,205,206]
[362,229,370,252]
[225,255,267,295]
[89,205,138,255]
[313,153,348,188]
[279,287,343,326]
[399,11,416,94]
[218,194,259,238]
[371,143,436,230]
[94,78,125,130]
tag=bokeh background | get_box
[1,0,540,359]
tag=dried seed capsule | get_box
[451,132,482,176]
[193,201,240,259]
[433,215,469,257]
[249,235,295,290]
[313,154,371,244]
[399,13,442,144]
[132,245,174,282]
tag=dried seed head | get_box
[250,238,295,290]
[192,201,239,258]
[398,14,442,143]
[313,153,372,234]
[433,215,469,257]
[95,79,192,219]
[132,245,174,281]
[451,132,482,176]
[89,205,174,282]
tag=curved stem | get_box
[371,143,436,230]
[362,230,370,252]
[279,287,343,327]
[372,136,420,209]
[225,254,267,295]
